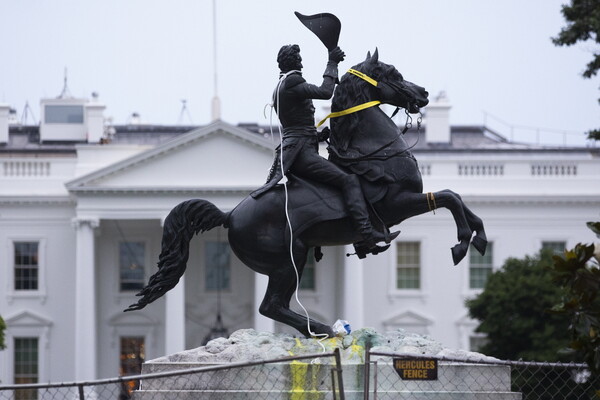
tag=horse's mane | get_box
[330,54,400,152]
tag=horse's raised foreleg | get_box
[258,248,334,337]
[428,191,474,265]
[388,191,473,265]
[440,190,487,256]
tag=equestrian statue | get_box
[126,12,487,338]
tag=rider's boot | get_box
[341,175,399,258]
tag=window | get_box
[44,105,84,123]
[469,242,493,289]
[542,241,566,254]
[396,242,420,289]
[14,242,39,291]
[14,337,39,400]
[120,337,145,395]
[205,242,230,291]
[299,251,316,290]
[119,242,146,291]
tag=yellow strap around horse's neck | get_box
[316,69,381,128]
[316,100,381,127]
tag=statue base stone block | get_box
[133,328,521,399]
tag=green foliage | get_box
[549,222,600,373]
[552,0,600,139]
[0,315,6,350]
[466,250,570,361]
[552,0,600,79]
[588,129,600,141]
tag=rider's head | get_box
[277,44,302,73]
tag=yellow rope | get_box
[316,100,381,127]
[347,69,378,87]
[427,192,437,214]
[315,69,381,127]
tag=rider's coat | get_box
[251,62,338,198]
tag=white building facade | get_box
[0,96,599,384]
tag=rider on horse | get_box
[251,44,399,257]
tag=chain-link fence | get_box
[3,348,600,400]
[0,351,345,400]
[367,350,600,400]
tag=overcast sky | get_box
[2,0,598,146]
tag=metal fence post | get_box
[373,360,378,400]
[364,344,371,400]
[77,384,85,400]
[331,368,338,400]
[334,348,346,400]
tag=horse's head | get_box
[351,48,429,113]
[330,49,429,151]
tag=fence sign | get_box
[393,358,438,380]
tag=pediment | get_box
[5,310,53,327]
[109,311,158,326]
[382,310,433,327]
[66,121,274,193]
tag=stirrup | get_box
[347,243,391,259]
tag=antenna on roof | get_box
[178,99,194,125]
[21,101,38,125]
[211,0,221,121]
[58,67,73,99]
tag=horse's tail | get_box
[125,199,228,312]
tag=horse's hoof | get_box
[471,236,487,256]
[308,324,334,338]
[451,242,469,265]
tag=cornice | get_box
[68,186,257,195]
[0,195,74,205]
[464,194,600,205]
[412,147,600,155]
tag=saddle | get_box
[262,174,392,260]
[271,174,347,238]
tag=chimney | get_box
[85,102,106,143]
[426,91,451,144]
[0,104,9,144]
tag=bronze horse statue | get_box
[126,50,487,338]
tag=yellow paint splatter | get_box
[289,360,324,400]
[290,360,308,394]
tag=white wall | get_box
[0,204,76,383]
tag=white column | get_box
[165,276,186,354]
[254,273,275,332]
[72,218,99,380]
[160,216,186,354]
[343,246,365,329]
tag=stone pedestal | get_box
[132,329,521,399]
